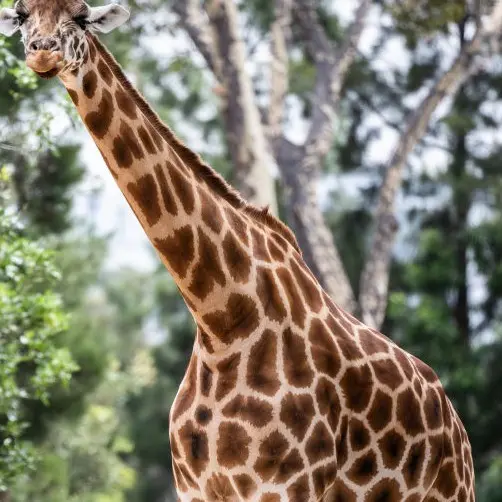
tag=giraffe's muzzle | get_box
[26,50,64,79]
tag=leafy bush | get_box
[0,208,77,489]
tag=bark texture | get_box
[276,0,372,311]
[206,0,279,214]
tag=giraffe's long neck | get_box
[60,33,308,357]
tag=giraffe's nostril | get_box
[29,38,58,53]
[29,40,41,52]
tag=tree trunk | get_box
[359,28,484,329]
[205,0,279,214]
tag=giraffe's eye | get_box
[73,16,88,30]
[16,12,28,26]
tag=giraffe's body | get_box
[0,2,475,500]
[170,306,473,502]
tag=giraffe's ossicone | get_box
[0,2,476,501]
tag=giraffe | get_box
[0,2,476,501]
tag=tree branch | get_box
[276,0,372,312]
[268,0,292,150]
[359,3,502,329]
[172,0,222,78]
[204,0,279,213]
[296,0,372,168]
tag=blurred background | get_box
[1,0,502,500]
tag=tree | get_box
[0,179,77,492]
[168,0,502,328]
[386,48,502,498]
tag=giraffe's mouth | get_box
[26,50,63,79]
[35,68,61,79]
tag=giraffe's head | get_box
[0,0,129,78]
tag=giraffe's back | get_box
[169,280,474,502]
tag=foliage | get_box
[0,205,77,489]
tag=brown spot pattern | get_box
[67,88,79,106]
[222,395,273,427]
[367,389,393,433]
[330,480,357,502]
[371,358,404,390]
[327,315,364,361]
[146,121,164,151]
[379,430,407,469]
[254,430,288,481]
[170,355,197,422]
[153,163,178,215]
[84,88,113,139]
[347,450,378,485]
[276,267,307,328]
[189,228,226,300]
[246,330,280,396]
[306,421,335,464]
[195,405,212,426]
[112,136,133,168]
[309,318,341,378]
[403,440,426,489]
[339,363,373,412]
[217,422,251,468]
[267,237,285,261]
[233,474,257,498]
[424,434,444,487]
[82,69,98,98]
[282,328,314,387]
[222,231,252,283]
[205,474,236,501]
[251,227,272,262]
[271,231,289,252]
[137,125,157,155]
[316,377,342,432]
[215,353,240,401]
[115,86,137,119]
[397,387,425,435]
[225,208,249,245]
[287,474,310,502]
[200,363,212,397]
[424,388,443,430]
[97,58,113,85]
[254,430,305,483]
[178,420,209,477]
[359,328,390,355]
[170,166,195,215]
[366,478,402,501]
[290,258,323,312]
[154,226,194,279]
[256,267,287,323]
[260,494,280,502]
[203,293,260,345]
[349,417,371,451]
[280,392,315,441]
[313,463,337,499]
[120,121,144,160]
[127,174,161,226]
[199,187,224,234]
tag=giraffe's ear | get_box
[0,8,20,36]
[87,4,130,34]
